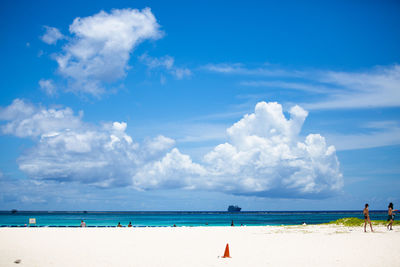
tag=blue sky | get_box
[0,0,399,211]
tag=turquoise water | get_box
[0,211,389,227]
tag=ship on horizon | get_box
[227,205,241,212]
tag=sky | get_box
[0,0,399,211]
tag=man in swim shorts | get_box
[387,203,397,230]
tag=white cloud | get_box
[240,80,336,94]
[141,135,175,157]
[204,63,244,73]
[127,102,342,198]
[0,99,342,199]
[39,79,57,96]
[305,64,400,109]
[201,102,342,198]
[133,148,206,190]
[0,99,82,138]
[139,53,191,80]
[173,68,192,79]
[209,63,400,110]
[203,63,300,77]
[0,99,180,187]
[41,26,65,45]
[0,99,36,121]
[365,120,399,129]
[53,8,162,95]
[325,120,400,151]
[140,54,174,69]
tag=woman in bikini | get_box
[387,203,397,230]
[363,203,373,232]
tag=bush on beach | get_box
[326,217,400,227]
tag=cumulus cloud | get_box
[39,79,57,96]
[51,8,162,95]
[0,99,178,187]
[139,53,192,80]
[41,26,65,45]
[200,102,342,198]
[0,99,36,121]
[128,102,343,198]
[0,99,342,198]
[133,148,206,190]
[0,99,82,138]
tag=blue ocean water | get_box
[0,210,389,227]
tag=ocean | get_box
[0,210,389,227]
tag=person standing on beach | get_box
[363,204,373,232]
[387,203,397,230]
[80,220,86,227]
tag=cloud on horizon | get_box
[0,99,343,199]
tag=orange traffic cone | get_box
[222,243,231,258]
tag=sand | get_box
[0,225,399,266]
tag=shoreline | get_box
[0,217,397,228]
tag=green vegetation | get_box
[326,217,400,227]
[325,217,364,227]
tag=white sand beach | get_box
[0,225,399,267]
